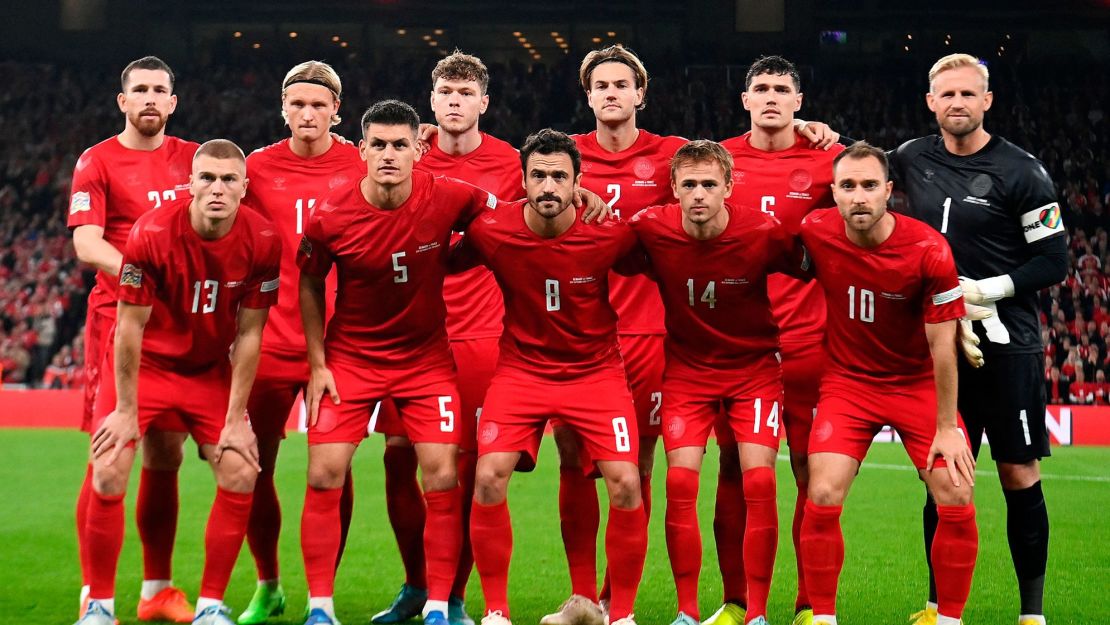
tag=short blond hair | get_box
[579,45,649,109]
[281,60,342,126]
[928,53,989,92]
[670,139,733,183]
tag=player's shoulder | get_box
[736,203,784,230]
[628,203,675,230]
[246,138,289,165]
[895,212,954,257]
[719,133,750,153]
[649,131,688,154]
[991,136,1054,182]
[470,198,524,234]
[892,135,938,162]
[800,206,839,229]
[132,197,188,239]
[479,132,520,158]
[164,135,200,155]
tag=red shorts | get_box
[780,340,825,454]
[311,358,461,446]
[809,375,969,469]
[247,349,309,441]
[619,334,665,439]
[93,355,231,447]
[477,368,639,473]
[81,308,114,432]
[666,359,783,452]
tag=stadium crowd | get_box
[0,55,1106,399]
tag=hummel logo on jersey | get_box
[70,191,91,215]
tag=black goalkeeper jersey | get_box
[889,134,1064,356]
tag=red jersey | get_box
[297,170,496,368]
[117,199,281,373]
[799,208,964,384]
[721,133,843,346]
[573,130,686,336]
[244,136,363,357]
[416,132,522,340]
[628,203,805,374]
[68,135,199,314]
[456,199,637,380]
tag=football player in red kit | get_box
[69,55,199,624]
[235,60,364,624]
[798,142,978,625]
[77,139,282,625]
[627,140,808,625]
[710,56,843,625]
[458,129,647,625]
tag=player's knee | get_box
[807,479,845,507]
[216,461,258,494]
[931,481,974,506]
[997,460,1040,490]
[421,464,458,492]
[473,465,510,505]
[306,461,347,489]
[91,462,129,496]
[604,469,642,509]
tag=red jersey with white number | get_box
[629,202,805,374]
[417,132,522,340]
[799,208,964,385]
[245,136,362,357]
[117,198,281,373]
[298,170,496,368]
[721,133,843,346]
[574,130,686,336]
[456,199,637,380]
[68,135,199,315]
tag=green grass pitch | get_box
[1,429,1106,624]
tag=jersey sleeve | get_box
[920,236,964,324]
[117,221,159,307]
[243,227,282,309]
[67,149,107,229]
[1010,158,1065,245]
[449,177,500,231]
[296,205,335,278]
[767,218,812,280]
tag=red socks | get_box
[136,467,179,581]
[742,467,778,620]
[470,500,513,616]
[598,472,651,604]
[200,488,253,599]
[301,486,343,596]
[665,467,702,618]
[799,501,844,616]
[247,469,281,580]
[933,504,978,619]
[77,464,93,586]
[424,487,463,602]
[337,468,355,569]
[793,489,810,611]
[86,490,125,599]
[384,445,427,588]
[452,451,478,599]
[714,469,747,605]
[559,468,600,601]
[604,504,647,621]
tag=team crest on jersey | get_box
[69,191,91,215]
[633,157,655,180]
[969,174,993,197]
[923,169,936,182]
[299,236,313,257]
[119,264,143,288]
[789,168,813,192]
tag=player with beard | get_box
[799,142,978,625]
[890,54,1065,625]
[370,51,522,625]
[69,55,198,624]
[77,139,282,625]
[234,60,364,625]
[711,56,843,625]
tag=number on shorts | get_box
[752,398,780,437]
[648,391,662,426]
[1018,409,1032,446]
[392,252,409,283]
[438,396,455,432]
[612,416,631,452]
[545,279,561,311]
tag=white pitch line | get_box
[774,455,1110,483]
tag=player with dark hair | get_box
[891,53,1065,625]
[627,139,808,625]
[459,129,647,625]
[711,55,843,625]
[370,50,522,625]
[69,54,198,624]
[799,141,978,625]
[234,60,364,625]
[77,139,282,625]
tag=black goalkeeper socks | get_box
[1003,480,1049,615]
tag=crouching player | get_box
[77,139,282,625]
[798,142,978,625]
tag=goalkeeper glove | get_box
[958,302,994,368]
[959,275,1015,305]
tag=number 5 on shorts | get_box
[612,416,631,452]
[752,398,780,437]
[438,396,455,432]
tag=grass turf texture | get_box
[1,429,1105,624]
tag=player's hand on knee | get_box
[92,408,139,465]
[307,366,340,427]
[926,426,975,488]
[216,417,261,472]
[794,119,840,150]
[576,188,613,223]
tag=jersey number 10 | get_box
[847,285,875,323]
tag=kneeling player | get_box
[77,140,282,625]
[459,130,647,625]
[798,142,978,625]
[627,140,808,625]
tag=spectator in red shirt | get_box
[1046,367,1068,405]
[1069,368,1096,405]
